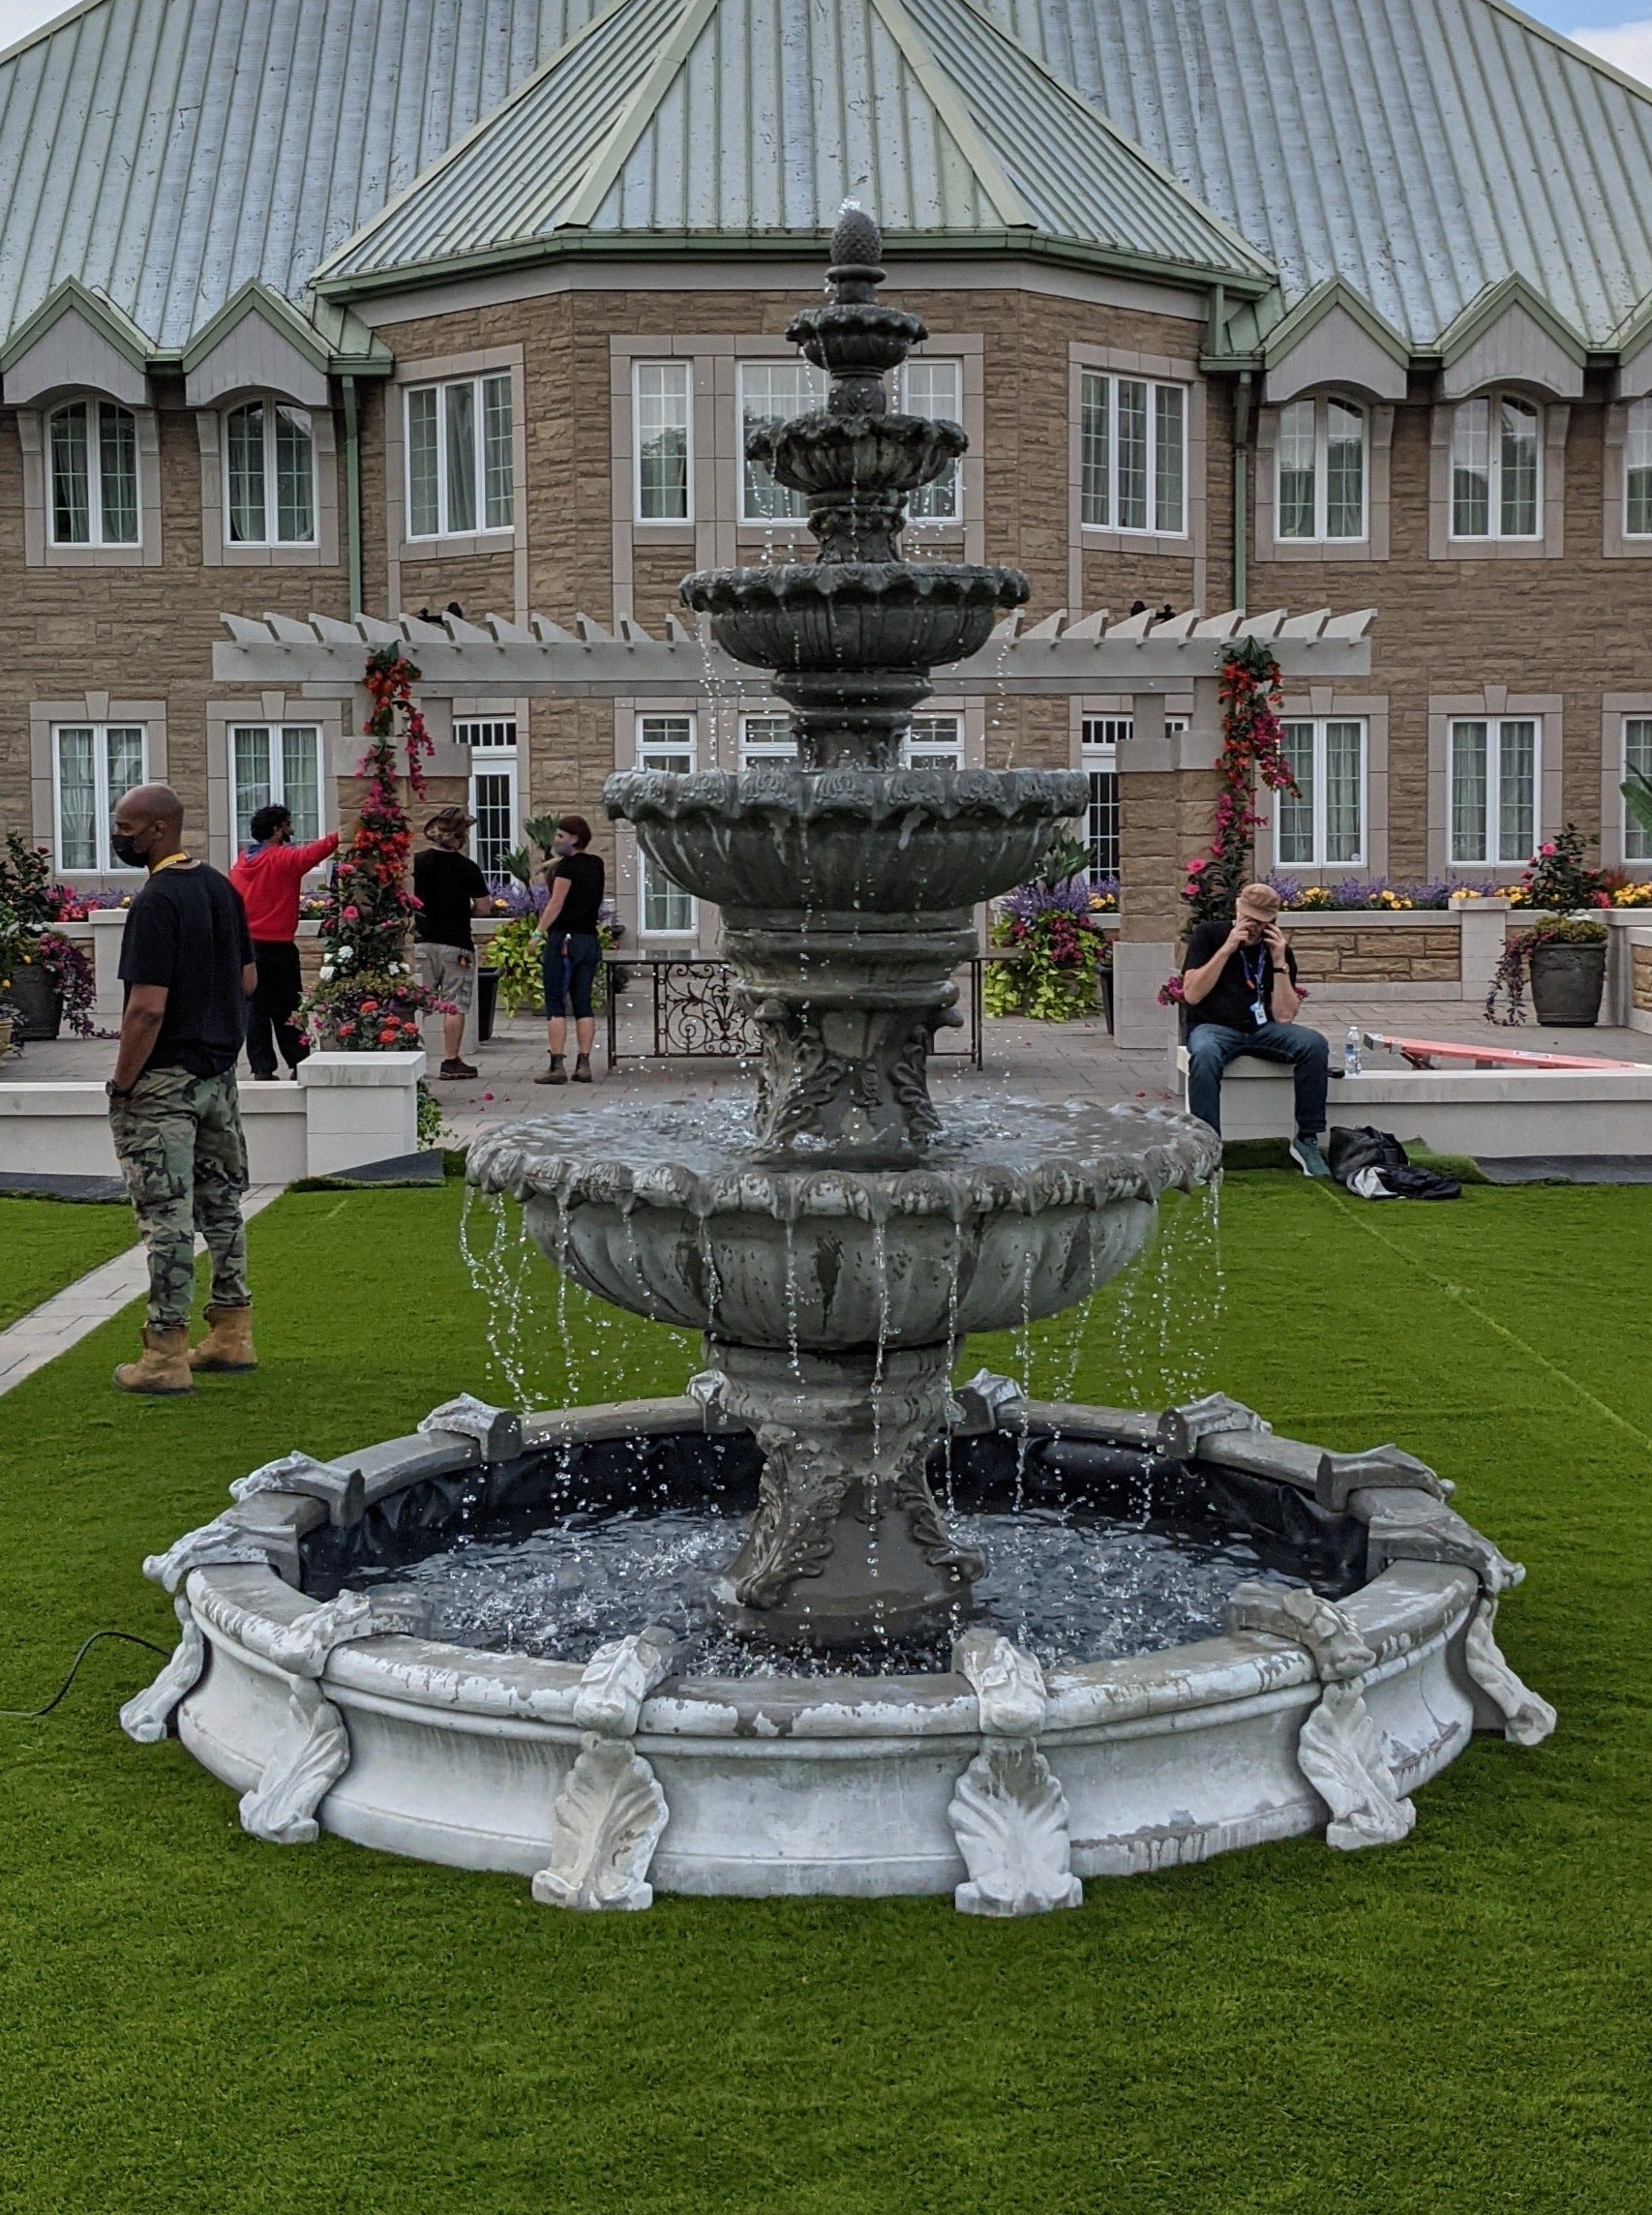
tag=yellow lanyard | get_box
[149,852,194,875]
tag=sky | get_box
[0,0,1650,86]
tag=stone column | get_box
[1113,680,1222,1052]
[1453,893,1509,1009]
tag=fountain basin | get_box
[467,1098,1215,1346]
[681,561,1028,674]
[605,766,1088,914]
[136,1393,1551,1904]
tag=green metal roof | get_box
[314,0,1273,291]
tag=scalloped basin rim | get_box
[603,765,1090,825]
[681,560,1031,607]
[467,1098,1219,1220]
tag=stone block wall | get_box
[1288,924,1461,985]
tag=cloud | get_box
[1575,19,1652,85]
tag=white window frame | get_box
[1449,394,1542,542]
[636,715,699,936]
[222,396,318,548]
[1274,718,1367,869]
[1078,371,1187,536]
[1448,716,1542,865]
[633,361,693,524]
[738,713,796,767]
[1623,715,1652,863]
[227,724,325,852]
[896,358,964,524]
[737,360,827,524]
[1626,398,1652,539]
[51,722,148,873]
[455,718,521,882]
[1275,396,1367,543]
[901,713,964,769]
[404,373,514,540]
[46,397,140,548]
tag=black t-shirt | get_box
[118,864,254,1078]
[1182,918,1299,1033]
[413,848,490,947]
[548,853,605,935]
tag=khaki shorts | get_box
[417,942,476,1012]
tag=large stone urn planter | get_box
[6,956,63,1041]
[1529,939,1607,1026]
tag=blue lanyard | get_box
[1241,946,1267,996]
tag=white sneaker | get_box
[1290,1136,1332,1179]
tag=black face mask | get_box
[111,832,149,869]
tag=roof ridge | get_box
[0,0,113,75]
[865,0,1034,231]
[313,0,655,284]
[1473,0,1652,112]
[560,0,714,227]
[915,0,1272,277]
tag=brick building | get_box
[4,0,1652,945]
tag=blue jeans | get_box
[542,930,601,1020]
[1186,1020,1329,1139]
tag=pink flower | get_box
[1540,843,1556,856]
[343,904,360,920]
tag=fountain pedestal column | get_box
[709,1339,983,1644]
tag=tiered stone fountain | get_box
[128,212,1553,1914]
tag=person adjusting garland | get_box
[105,782,259,1393]
[1180,881,1332,1178]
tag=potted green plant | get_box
[1516,825,1610,1026]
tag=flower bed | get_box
[984,880,1105,1021]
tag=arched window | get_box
[1276,396,1366,541]
[1450,394,1540,539]
[1625,397,1652,537]
[47,399,138,546]
[225,398,315,545]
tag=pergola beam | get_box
[215,605,1373,695]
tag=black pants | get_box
[247,940,308,1077]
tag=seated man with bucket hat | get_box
[1181,882,1332,1178]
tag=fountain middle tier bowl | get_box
[604,765,1089,914]
[467,1098,1218,1349]
[680,560,1029,674]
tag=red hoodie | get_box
[230,832,340,943]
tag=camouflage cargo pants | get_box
[109,1066,251,1332]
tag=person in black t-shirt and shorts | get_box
[531,815,605,1085]
[413,807,493,1081]
[105,782,258,1393]
[1181,881,1332,1177]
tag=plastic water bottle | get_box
[1343,1024,1362,1077]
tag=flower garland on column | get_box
[1157,637,1299,1004]
[304,646,444,1050]
[1183,637,1298,921]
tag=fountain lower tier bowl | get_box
[466,1098,1217,1347]
[680,560,1028,674]
[135,1395,1552,1909]
[604,765,1088,916]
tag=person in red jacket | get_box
[229,804,341,1078]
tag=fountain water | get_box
[471,206,1213,1647]
[130,212,1553,1913]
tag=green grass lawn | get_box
[0,1196,135,1332]
[1,1174,1648,2213]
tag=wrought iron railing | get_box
[602,956,989,1070]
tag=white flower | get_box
[317,965,335,981]
[337,945,353,962]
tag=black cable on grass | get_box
[0,1630,171,1719]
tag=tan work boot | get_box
[188,1304,258,1373]
[113,1326,195,1395]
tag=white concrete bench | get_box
[1177,1045,1652,1157]
[0,1052,424,1184]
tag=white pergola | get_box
[215,604,1373,699]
